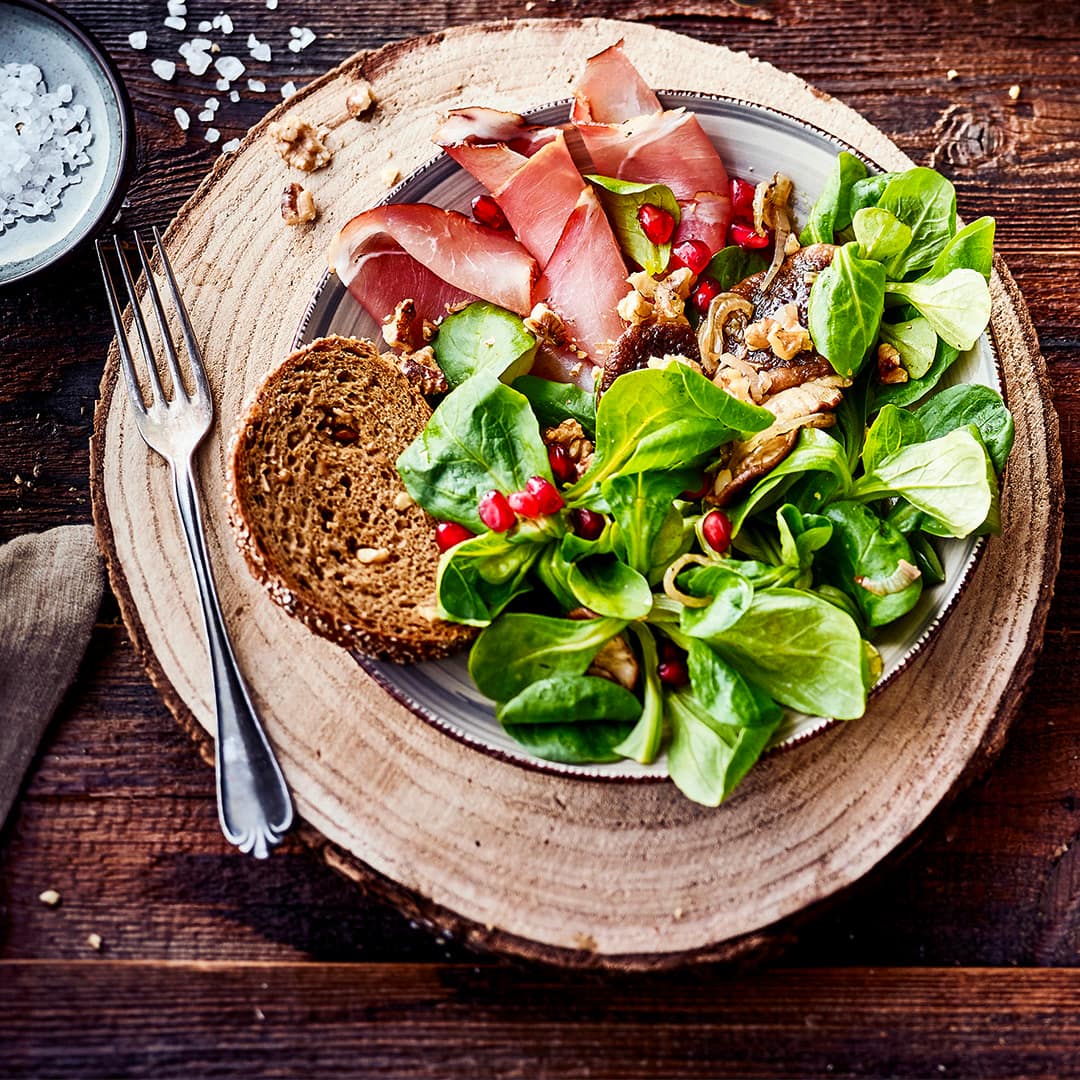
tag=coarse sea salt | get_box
[0,63,92,233]
[128,31,148,50]
[247,78,266,93]
[220,137,241,153]
[163,15,186,31]
[214,55,245,82]
[280,81,296,99]
[151,58,176,81]
[174,106,190,131]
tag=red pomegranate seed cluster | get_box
[729,222,770,250]
[473,477,564,535]
[471,193,508,230]
[702,509,732,554]
[478,490,516,532]
[728,175,771,250]
[637,202,675,245]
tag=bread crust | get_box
[225,334,475,663]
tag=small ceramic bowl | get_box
[0,0,135,286]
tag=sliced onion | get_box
[856,558,922,597]
[759,206,791,295]
[752,173,795,295]
[697,292,754,364]
[662,553,713,609]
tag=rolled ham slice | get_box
[435,110,627,364]
[329,204,538,333]
[571,40,733,256]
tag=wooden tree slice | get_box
[90,18,1062,969]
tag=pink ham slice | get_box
[571,40,733,256]
[435,109,627,364]
[329,204,538,339]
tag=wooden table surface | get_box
[1,0,1077,1076]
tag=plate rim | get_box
[295,89,1003,782]
[0,0,136,286]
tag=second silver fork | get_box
[97,228,293,858]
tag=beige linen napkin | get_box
[0,525,103,829]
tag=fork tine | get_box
[133,229,189,402]
[152,226,211,404]
[96,238,149,418]
[114,235,167,409]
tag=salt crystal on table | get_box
[151,59,176,81]
[229,89,239,102]
[295,28,317,50]
[167,0,186,13]
[221,138,241,153]
[174,106,190,130]
[220,14,234,34]
[164,16,186,31]
[186,51,212,77]
[198,20,212,32]
[205,127,220,143]
[128,31,148,50]
[215,56,245,81]
[204,96,219,111]
[288,40,301,53]
[280,81,296,98]
[266,0,278,8]
[247,79,266,92]
[198,109,213,121]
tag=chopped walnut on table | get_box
[543,419,594,481]
[281,182,316,225]
[345,80,376,118]
[268,116,333,171]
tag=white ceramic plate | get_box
[296,93,1000,780]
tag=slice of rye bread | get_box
[226,334,475,663]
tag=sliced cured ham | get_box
[329,204,538,332]
[435,110,627,363]
[571,41,733,256]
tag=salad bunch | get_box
[393,159,1013,807]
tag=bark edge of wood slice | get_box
[90,17,1063,970]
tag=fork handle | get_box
[171,456,294,857]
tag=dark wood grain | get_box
[1,0,1079,1072]
[5,962,1080,1079]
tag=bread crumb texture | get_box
[227,335,474,662]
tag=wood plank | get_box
[3,962,1080,1079]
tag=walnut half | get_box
[281,183,316,225]
[268,116,333,172]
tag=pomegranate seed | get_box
[729,223,771,250]
[548,444,575,485]
[508,489,541,518]
[657,637,684,664]
[637,202,675,245]
[478,490,515,532]
[669,238,711,275]
[525,475,564,514]
[435,521,475,552]
[570,508,605,541]
[657,658,690,688]
[692,277,722,315]
[702,510,733,554]
[730,177,756,223]
[471,194,508,230]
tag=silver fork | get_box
[97,227,294,858]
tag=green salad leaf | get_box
[926,215,995,280]
[853,207,912,263]
[886,268,992,352]
[566,556,653,620]
[871,336,960,411]
[800,151,868,244]
[585,174,680,275]
[614,624,665,763]
[397,375,551,531]
[682,637,781,729]
[567,365,771,498]
[433,302,538,389]
[436,530,543,626]
[665,689,779,806]
[496,675,642,725]
[602,468,699,575]
[915,383,1014,473]
[503,722,635,765]
[879,315,938,379]
[512,374,597,436]
[862,404,927,475]
[808,243,886,377]
[876,167,957,277]
[703,245,769,290]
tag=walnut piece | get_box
[381,298,416,350]
[744,302,813,361]
[281,182,316,225]
[346,80,376,118]
[523,302,570,348]
[587,634,639,690]
[617,288,653,326]
[543,419,595,480]
[877,342,909,384]
[396,346,448,397]
[653,266,695,322]
[268,116,333,171]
